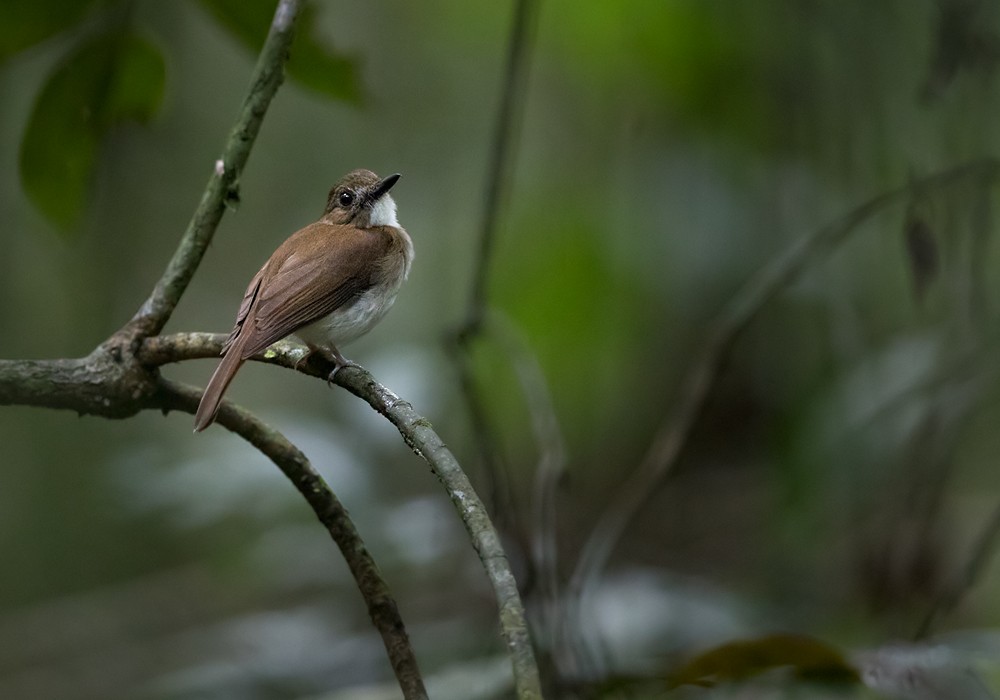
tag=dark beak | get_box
[368,173,401,201]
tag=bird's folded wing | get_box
[238,224,390,358]
[222,266,265,354]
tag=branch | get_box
[152,377,428,699]
[487,310,567,659]
[0,342,428,699]
[142,333,544,699]
[0,342,157,418]
[448,0,540,525]
[130,0,302,337]
[569,157,1000,617]
[4,0,542,691]
[461,0,538,331]
[342,363,543,698]
[444,3,566,683]
[3,2,436,696]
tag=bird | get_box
[194,169,412,431]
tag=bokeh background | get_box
[4,1,1000,698]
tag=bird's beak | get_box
[368,173,401,201]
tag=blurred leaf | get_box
[19,31,166,232]
[197,0,361,103]
[903,211,940,303]
[669,633,861,688]
[553,4,770,150]
[0,0,96,64]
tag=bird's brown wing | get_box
[194,264,264,431]
[221,265,265,354]
[196,222,389,432]
[237,222,390,358]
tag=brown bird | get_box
[194,169,412,431]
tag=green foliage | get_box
[197,0,362,104]
[19,31,165,232]
[553,3,766,149]
[486,203,662,462]
[668,633,861,689]
[0,0,95,63]
[11,0,360,233]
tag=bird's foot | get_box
[326,348,360,387]
[327,360,362,386]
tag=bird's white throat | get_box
[370,194,399,228]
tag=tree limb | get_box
[130,0,303,338]
[142,332,544,699]
[153,377,428,699]
[0,343,429,699]
[2,0,541,692]
[0,342,157,418]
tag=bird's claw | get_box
[327,359,361,387]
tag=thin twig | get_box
[342,365,544,699]
[446,4,548,683]
[450,0,540,526]
[568,158,1000,652]
[142,333,545,699]
[153,377,428,699]
[463,0,538,331]
[445,341,521,525]
[447,3,562,683]
[487,310,567,661]
[130,0,303,337]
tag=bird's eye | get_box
[338,191,354,207]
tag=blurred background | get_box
[4,0,1000,698]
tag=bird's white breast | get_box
[296,286,400,349]
[295,200,413,352]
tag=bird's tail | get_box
[193,346,246,432]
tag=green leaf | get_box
[668,633,861,688]
[19,31,166,232]
[0,0,97,64]
[198,0,361,103]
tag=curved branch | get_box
[130,0,303,337]
[152,377,428,699]
[142,333,544,699]
[343,367,543,698]
[443,4,555,684]
[0,344,428,699]
[3,1,470,696]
